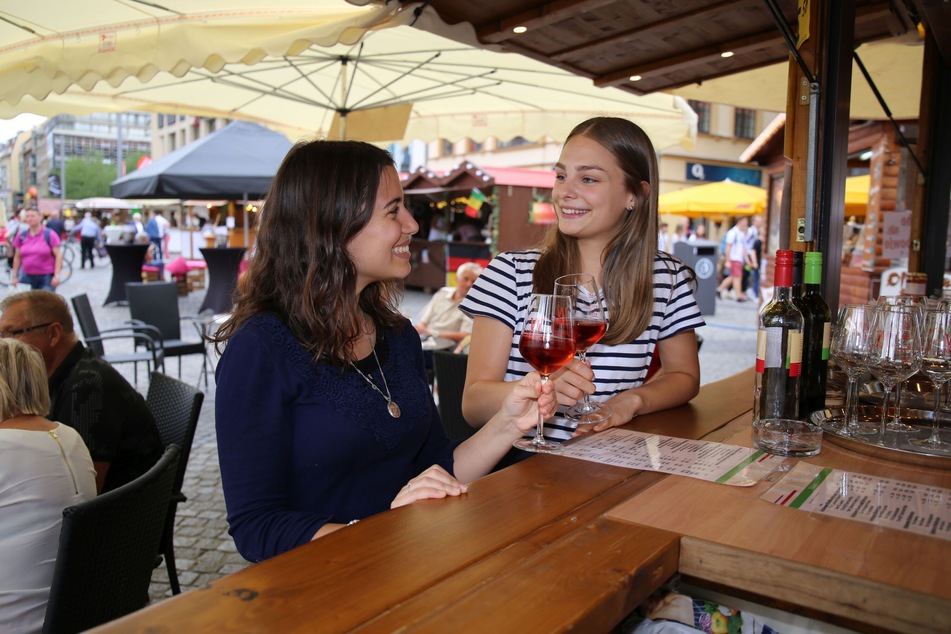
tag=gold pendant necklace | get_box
[351,334,401,419]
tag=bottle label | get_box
[821,321,831,360]
[756,327,785,372]
[786,330,803,376]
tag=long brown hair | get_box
[211,139,404,367]
[534,117,666,344]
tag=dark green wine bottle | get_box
[798,252,832,417]
[754,250,803,421]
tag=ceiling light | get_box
[629,75,642,82]
[513,26,527,34]
[721,51,734,58]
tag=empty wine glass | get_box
[867,305,921,442]
[876,295,925,432]
[830,304,877,436]
[515,294,575,453]
[911,303,951,455]
[553,273,612,430]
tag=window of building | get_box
[440,139,453,157]
[735,108,756,139]
[688,100,711,134]
[469,138,483,152]
[498,136,531,148]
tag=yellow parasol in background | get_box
[658,179,766,220]
[844,174,870,218]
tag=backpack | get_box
[15,227,55,256]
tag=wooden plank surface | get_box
[607,416,951,634]
[91,370,754,633]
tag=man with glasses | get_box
[0,291,162,493]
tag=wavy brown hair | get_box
[534,117,665,345]
[210,139,404,367]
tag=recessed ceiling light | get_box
[721,51,734,58]
[629,75,642,82]
[513,26,527,34]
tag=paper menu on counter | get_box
[763,462,951,541]
[560,429,786,486]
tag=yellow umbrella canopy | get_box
[658,180,766,219]
[844,174,870,218]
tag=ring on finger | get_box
[407,482,413,493]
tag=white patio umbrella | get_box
[0,2,695,149]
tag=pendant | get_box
[387,401,402,419]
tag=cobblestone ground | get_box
[24,240,758,607]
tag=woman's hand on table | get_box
[391,465,467,508]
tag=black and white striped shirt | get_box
[460,249,705,440]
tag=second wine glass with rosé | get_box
[554,274,612,429]
[516,294,575,453]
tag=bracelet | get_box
[347,519,360,526]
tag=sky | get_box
[0,113,47,144]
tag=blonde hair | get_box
[0,339,51,420]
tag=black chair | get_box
[146,372,204,595]
[103,243,149,306]
[433,350,475,440]
[42,445,180,634]
[70,293,164,384]
[125,281,211,387]
[198,246,246,315]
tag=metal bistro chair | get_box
[146,371,204,595]
[125,281,211,388]
[42,445,180,634]
[71,293,164,385]
[433,350,475,440]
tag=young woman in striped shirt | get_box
[460,117,705,443]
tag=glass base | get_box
[567,404,612,433]
[885,420,918,433]
[514,436,564,453]
[908,436,951,455]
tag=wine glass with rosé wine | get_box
[554,274,613,431]
[515,293,576,453]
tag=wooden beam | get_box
[476,0,617,44]
[595,30,781,87]
[550,0,750,62]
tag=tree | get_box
[64,151,115,199]
[124,151,149,175]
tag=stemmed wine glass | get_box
[553,273,612,429]
[515,293,576,453]
[911,303,951,455]
[867,305,922,442]
[830,304,877,436]
[876,296,925,432]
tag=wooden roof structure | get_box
[415,0,949,100]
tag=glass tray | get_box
[809,405,951,469]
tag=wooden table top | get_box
[607,415,951,634]
[93,369,950,633]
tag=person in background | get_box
[716,216,749,302]
[44,209,66,239]
[460,117,703,446]
[11,208,63,291]
[130,211,146,238]
[414,262,482,344]
[670,223,685,248]
[687,223,707,243]
[0,338,97,632]
[210,139,554,562]
[657,221,670,252]
[74,212,103,269]
[0,291,162,493]
[745,216,763,302]
[145,210,169,261]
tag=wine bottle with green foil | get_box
[798,252,832,417]
[753,250,804,421]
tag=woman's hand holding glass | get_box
[553,273,612,432]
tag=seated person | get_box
[0,291,163,493]
[414,262,482,344]
[0,338,97,632]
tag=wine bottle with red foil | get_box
[753,250,804,421]
[798,252,832,417]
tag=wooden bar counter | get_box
[92,370,950,632]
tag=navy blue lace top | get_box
[215,313,454,562]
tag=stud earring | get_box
[625,205,634,212]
